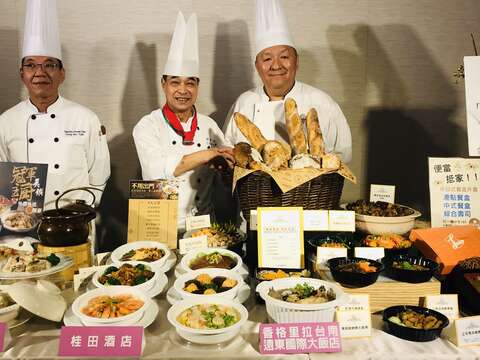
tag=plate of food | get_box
[180,248,243,273]
[184,222,245,255]
[364,233,413,257]
[0,252,73,279]
[0,210,39,233]
[110,241,171,269]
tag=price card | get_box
[185,215,211,231]
[257,207,304,269]
[338,294,370,312]
[370,184,395,204]
[328,211,355,232]
[424,294,459,320]
[59,326,143,357]
[336,310,372,338]
[446,316,480,347]
[179,235,208,255]
[259,322,341,354]
[250,210,258,231]
[316,247,347,270]
[354,247,385,261]
[303,210,329,231]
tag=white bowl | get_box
[111,241,171,269]
[92,261,159,292]
[174,268,244,300]
[0,211,39,233]
[256,277,346,323]
[72,286,148,326]
[167,297,248,344]
[180,248,243,274]
[0,293,19,323]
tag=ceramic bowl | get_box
[1,210,39,233]
[180,248,243,273]
[92,261,159,292]
[110,241,171,269]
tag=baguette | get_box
[234,112,267,151]
[306,108,325,157]
[284,98,308,155]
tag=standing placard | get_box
[428,157,480,228]
[464,56,480,156]
[127,180,178,249]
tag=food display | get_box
[319,242,348,248]
[183,273,237,295]
[189,252,237,270]
[346,200,414,217]
[3,212,36,230]
[337,260,378,273]
[268,283,336,304]
[388,309,443,330]
[97,264,155,286]
[365,234,412,249]
[80,294,144,319]
[2,253,60,273]
[176,304,241,330]
[191,223,243,248]
[119,248,165,262]
[256,269,310,281]
[392,261,428,271]
[0,245,30,260]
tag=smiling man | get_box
[223,0,352,163]
[133,12,234,232]
[0,0,110,209]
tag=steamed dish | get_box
[183,273,238,295]
[81,294,144,319]
[176,304,241,329]
[365,234,412,249]
[2,253,60,273]
[268,283,336,304]
[120,247,165,262]
[98,263,154,286]
[347,200,414,217]
[336,261,378,273]
[189,252,237,270]
[388,310,443,330]
[4,212,35,229]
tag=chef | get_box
[133,12,234,232]
[223,0,352,163]
[0,0,110,209]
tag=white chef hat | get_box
[163,11,199,78]
[21,0,62,61]
[255,0,294,55]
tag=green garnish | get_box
[106,277,121,285]
[134,275,147,285]
[294,283,315,299]
[223,314,236,327]
[46,253,60,266]
[103,266,118,275]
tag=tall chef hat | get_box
[163,11,199,78]
[255,0,294,55]
[22,0,62,61]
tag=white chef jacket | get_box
[223,81,352,162]
[0,96,111,209]
[132,109,226,231]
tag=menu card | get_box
[446,316,480,347]
[370,184,395,204]
[127,180,178,248]
[257,207,304,269]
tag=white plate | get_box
[0,254,74,279]
[0,211,39,233]
[7,308,33,329]
[166,283,251,306]
[88,272,168,298]
[64,299,159,328]
[174,262,249,280]
[110,241,171,269]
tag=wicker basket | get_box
[237,171,344,219]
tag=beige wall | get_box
[1,1,479,248]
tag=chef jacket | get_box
[0,96,111,209]
[223,81,352,162]
[132,109,226,231]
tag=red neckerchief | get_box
[162,104,198,145]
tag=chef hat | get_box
[163,11,199,78]
[255,0,294,55]
[22,0,62,61]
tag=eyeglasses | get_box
[22,62,61,73]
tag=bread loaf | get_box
[290,154,321,169]
[284,98,308,155]
[233,142,252,168]
[262,140,289,170]
[306,108,325,157]
[234,112,267,151]
[321,152,341,170]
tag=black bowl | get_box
[383,305,449,342]
[384,255,439,283]
[328,257,384,288]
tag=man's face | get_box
[255,45,298,97]
[162,76,198,114]
[20,56,65,99]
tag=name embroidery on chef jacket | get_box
[64,130,86,136]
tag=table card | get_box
[354,247,385,261]
[185,215,211,231]
[257,207,304,268]
[338,294,370,312]
[179,235,208,254]
[464,56,480,156]
[58,326,143,357]
[303,210,329,231]
[446,316,480,347]
[370,184,395,204]
[335,310,372,338]
[250,210,258,231]
[424,294,459,320]
[259,322,341,354]
[316,247,347,270]
[328,211,355,232]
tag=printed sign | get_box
[129,179,179,200]
[179,235,208,254]
[316,247,347,270]
[259,322,341,354]
[185,215,211,231]
[303,210,329,231]
[464,56,480,156]
[428,157,480,228]
[354,247,385,261]
[0,162,47,214]
[425,294,459,320]
[447,316,480,347]
[328,211,355,232]
[338,295,370,312]
[58,326,143,357]
[370,184,395,204]
[257,207,304,269]
[336,310,372,338]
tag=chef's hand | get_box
[173,148,234,177]
[207,147,235,171]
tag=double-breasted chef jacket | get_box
[223,81,352,163]
[0,96,111,209]
[133,109,226,231]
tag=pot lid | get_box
[8,280,66,322]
